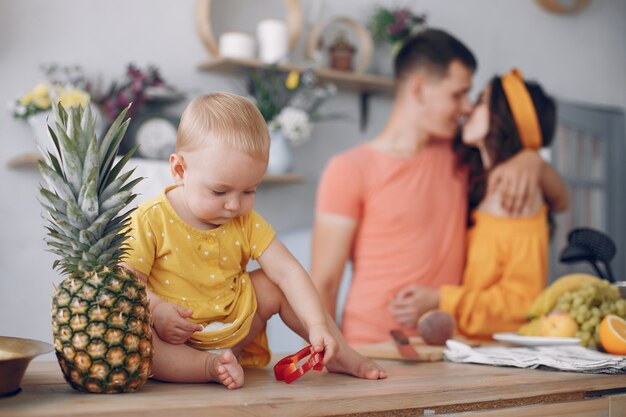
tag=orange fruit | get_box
[598,315,626,355]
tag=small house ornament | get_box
[328,31,355,71]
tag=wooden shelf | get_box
[198,57,395,95]
[6,153,304,184]
[7,153,41,168]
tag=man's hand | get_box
[488,150,543,215]
[308,323,338,365]
[152,302,204,344]
[389,285,440,328]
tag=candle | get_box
[257,19,288,64]
[219,32,255,60]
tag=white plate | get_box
[493,333,580,347]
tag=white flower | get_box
[270,107,313,146]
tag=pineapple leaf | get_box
[119,176,143,193]
[66,198,89,230]
[100,190,132,213]
[86,203,125,240]
[87,234,116,258]
[77,166,99,223]
[50,216,81,239]
[46,126,63,169]
[99,131,135,195]
[52,101,68,128]
[99,106,131,181]
[39,188,67,213]
[38,161,76,203]
[46,150,64,179]
[81,131,99,191]
[79,229,98,246]
[81,251,97,263]
[45,240,74,252]
[100,169,134,202]
[67,107,82,155]
[103,213,133,237]
[54,121,83,197]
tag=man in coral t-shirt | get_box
[312,29,564,346]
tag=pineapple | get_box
[38,103,153,393]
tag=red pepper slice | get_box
[274,345,324,383]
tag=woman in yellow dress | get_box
[397,69,569,337]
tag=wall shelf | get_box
[198,57,395,95]
[6,153,304,184]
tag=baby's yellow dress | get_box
[124,186,275,367]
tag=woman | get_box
[395,69,568,338]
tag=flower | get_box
[96,64,182,122]
[10,64,92,120]
[272,107,313,146]
[247,66,336,145]
[368,6,427,45]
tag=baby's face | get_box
[178,144,267,227]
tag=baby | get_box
[122,92,386,388]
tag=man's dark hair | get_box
[394,28,477,82]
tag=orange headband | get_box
[501,68,542,150]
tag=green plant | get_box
[368,6,427,45]
[11,64,91,120]
[247,67,337,145]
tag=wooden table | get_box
[1,360,625,416]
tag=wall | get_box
[0,0,624,357]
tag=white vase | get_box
[27,107,105,153]
[27,111,53,152]
[267,129,293,175]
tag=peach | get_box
[540,312,579,338]
[418,310,456,345]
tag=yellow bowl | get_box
[0,336,53,397]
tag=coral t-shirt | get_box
[316,141,467,345]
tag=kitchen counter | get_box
[1,360,625,416]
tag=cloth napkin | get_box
[444,340,626,374]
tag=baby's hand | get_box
[308,323,338,365]
[152,302,204,344]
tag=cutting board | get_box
[355,336,446,362]
[355,336,481,362]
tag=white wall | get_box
[1,0,624,358]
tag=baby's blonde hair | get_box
[176,92,270,161]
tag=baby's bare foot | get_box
[205,350,244,389]
[326,344,387,380]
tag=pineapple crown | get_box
[38,103,142,275]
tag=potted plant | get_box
[10,64,93,150]
[367,6,427,75]
[247,67,337,173]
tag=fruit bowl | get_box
[0,336,53,397]
[615,281,626,299]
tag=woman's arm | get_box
[540,162,569,212]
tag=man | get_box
[312,29,565,346]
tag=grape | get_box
[552,282,626,348]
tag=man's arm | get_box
[488,150,568,214]
[310,212,357,321]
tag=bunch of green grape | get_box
[554,281,626,348]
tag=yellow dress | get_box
[124,186,275,367]
[439,206,549,338]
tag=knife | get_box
[390,329,420,360]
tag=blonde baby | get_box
[122,92,386,388]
